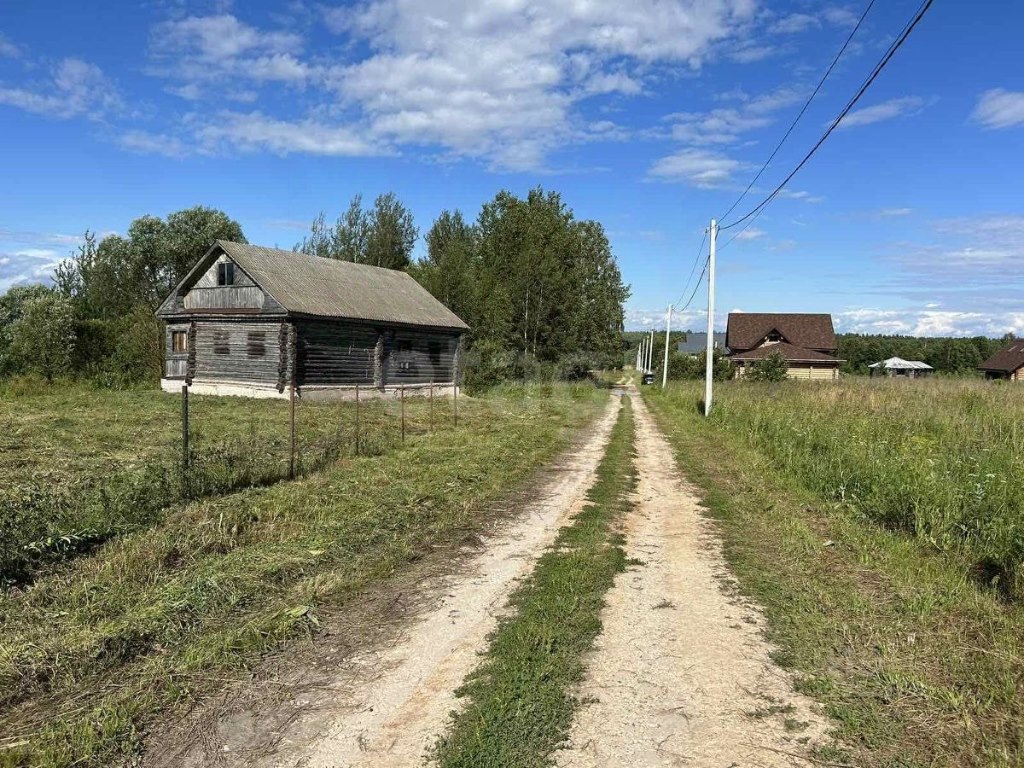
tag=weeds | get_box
[644,380,1024,767]
[433,395,636,768]
[0,382,605,766]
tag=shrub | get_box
[746,350,789,382]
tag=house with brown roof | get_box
[978,340,1024,381]
[726,313,842,381]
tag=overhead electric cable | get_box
[720,0,935,231]
[717,0,878,224]
[672,227,708,310]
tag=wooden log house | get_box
[156,241,469,399]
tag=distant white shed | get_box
[868,357,934,378]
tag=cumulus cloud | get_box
[836,307,1024,337]
[0,34,20,58]
[837,96,926,129]
[971,88,1024,129]
[626,307,708,331]
[195,111,386,157]
[879,207,912,217]
[0,58,121,120]
[648,148,748,188]
[0,248,63,293]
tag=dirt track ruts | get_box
[554,387,829,767]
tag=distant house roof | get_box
[158,241,469,331]
[728,341,841,364]
[726,313,837,352]
[868,357,933,370]
[677,332,726,354]
[978,341,1024,373]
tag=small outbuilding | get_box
[978,341,1024,381]
[156,241,469,399]
[726,312,842,381]
[868,357,934,378]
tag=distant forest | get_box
[0,188,628,389]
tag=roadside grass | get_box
[0,382,605,767]
[644,380,1024,767]
[0,380,458,583]
[433,394,635,768]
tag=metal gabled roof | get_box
[868,357,933,370]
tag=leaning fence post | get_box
[400,384,406,443]
[355,383,360,456]
[181,384,189,498]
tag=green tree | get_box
[746,350,789,382]
[0,284,52,375]
[297,192,416,269]
[413,209,479,324]
[8,290,76,381]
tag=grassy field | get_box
[644,378,1024,767]
[0,379,457,583]
[434,394,635,767]
[0,381,605,767]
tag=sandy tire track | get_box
[237,393,624,768]
[554,387,830,768]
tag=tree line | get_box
[0,188,629,389]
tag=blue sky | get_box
[1,0,1022,336]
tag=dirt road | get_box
[554,389,828,767]
[239,394,624,767]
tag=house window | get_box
[171,330,188,354]
[217,262,235,286]
[247,331,266,358]
[213,330,230,355]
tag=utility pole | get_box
[704,218,718,417]
[662,304,673,388]
[648,329,655,373]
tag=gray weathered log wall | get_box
[384,329,459,384]
[190,319,283,384]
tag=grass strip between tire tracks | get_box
[433,393,636,768]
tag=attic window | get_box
[217,262,235,286]
[766,330,783,342]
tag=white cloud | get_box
[195,111,385,157]
[971,88,1024,129]
[836,307,1023,338]
[769,13,819,35]
[648,148,747,188]
[879,207,912,217]
[626,307,708,331]
[0,249,63,293]
[0,58,121,120]
[119,130,190,158]
[0,34,20,58]
[837,96,926,129]
[734,227,765,241]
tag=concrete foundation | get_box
[160,378,459,401]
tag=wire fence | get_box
[1,384,460,586]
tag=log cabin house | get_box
[156,241,469,399]
[978,341,1024,381]
[726,312,842,380]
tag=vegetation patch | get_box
[0,383,604,767]
[644,380,1024,767]
[0,382,445,584]
[433,394,636,768]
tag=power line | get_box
[721,0,935,231]
[676,254,710,313]
[672,227,708,310]
[717,0,878,224]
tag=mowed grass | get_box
[434,394,635,768]
[0,379,458,583]
[0,382,606,767]
[644,379,1024,767]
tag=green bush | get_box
[746,350,789,382]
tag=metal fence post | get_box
[429,378,434,433]
[400,384,406,443]
[355,383,360,456]
[288,380,296,479]
[181,384,189,498]
[453,380,458,427]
